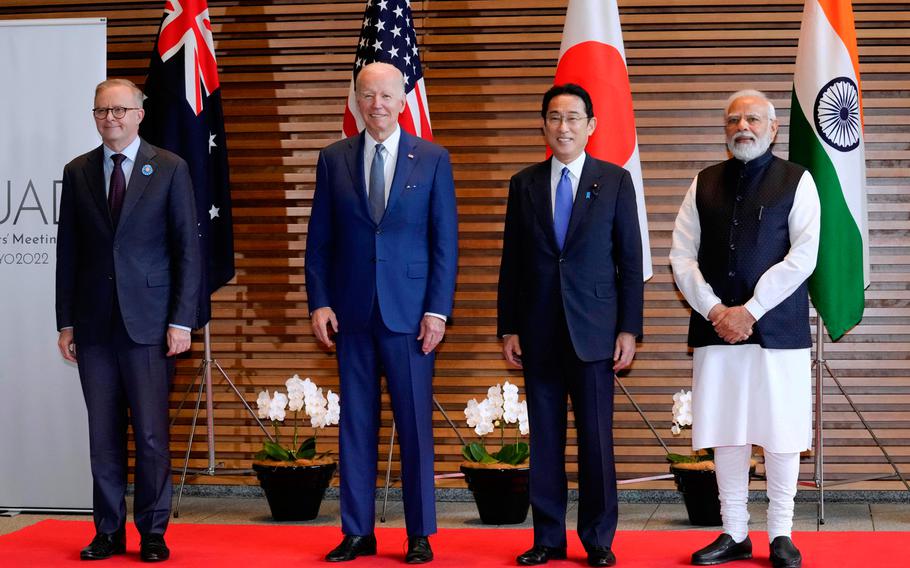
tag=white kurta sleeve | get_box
[743,171,821,320]
[669,176,723,320]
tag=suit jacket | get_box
[305,130,458,334]
[497,156,644,362]
[56,138,201,345]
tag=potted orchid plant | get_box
[251,374,340,521]
[460,381,531,524]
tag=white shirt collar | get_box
[551,152,586,182]
[103,136,141,164]
[364,126,401,157]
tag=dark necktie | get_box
[553,166,573,250]
[368,143,386,224]
[108,153,127,227]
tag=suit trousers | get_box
[335,304,437,537]
[523,311,618,549]
[76,302,174,536]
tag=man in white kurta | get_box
[670,90,820,568]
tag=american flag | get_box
[140,0,235,327]
[342,0,433,140]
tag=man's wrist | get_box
[169,324,191,331]
[424,312,447,322]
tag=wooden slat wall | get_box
[4,0,908,491]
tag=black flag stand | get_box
[802,316,910,524]
[169,323,274,517]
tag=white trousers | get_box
[714,445,800,542]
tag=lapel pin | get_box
[141,164,154,176]
[585,191,591,199]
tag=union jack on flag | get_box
[343,0,433,140]
[140,0,235,327]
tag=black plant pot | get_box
[253,461,337,521]
[670,466,722,526]
[460,464,530,525]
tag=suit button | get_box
[732,219,740,226]
[728,271,736,277]
[736,195,743,202]
[375,229,381,235]
[729,243,736,250]
[108,275,113,280]
[558,257,565,263]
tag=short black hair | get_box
[541,84,594,119]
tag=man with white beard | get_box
[669,90,820,568]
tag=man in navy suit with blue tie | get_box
[498,84,644,567]
[56,78,200,562]
[305,62,458,564]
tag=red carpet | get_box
[0,520,905,567]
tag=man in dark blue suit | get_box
[497,84,644,567]
[56,78,200,563]
[305,62,458,564]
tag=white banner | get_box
[0,18,106,510]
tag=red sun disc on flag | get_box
[554,41,636,165]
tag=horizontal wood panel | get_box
[4,0,907,493]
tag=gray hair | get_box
[725,89,776,120]
[95,78,144,108]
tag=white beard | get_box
[727,130,773,162]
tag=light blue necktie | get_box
[368,143,385,224]
[553,167,573,250]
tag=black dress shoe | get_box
[325,534,378,562]
[405,536,433,564]
[769,536,801,568]
[586,546,616,567]
[691,534,752,565]
[80,532,126,560]
[139,534,170,563]
[516,545,568,566]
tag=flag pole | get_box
[169,322,274,517]
[808,314,910,525]
[813,315,826,524]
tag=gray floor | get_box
[2,497,908,537]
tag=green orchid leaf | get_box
[464,442,497,463]
[494,442,530,465]
[297,436,317,459]
[264,440,293,461]
[666,453,698,464]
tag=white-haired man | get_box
[669,90,821,568]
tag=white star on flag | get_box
[342,0,434,140]
[209,205,220,219]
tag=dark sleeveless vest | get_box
[688,150,812,349]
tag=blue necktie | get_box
[368,143,385,224]
[553,167,573,250]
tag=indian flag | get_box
[789,0,868,341]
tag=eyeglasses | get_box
[92,106,141,120]
[545,114,589,127]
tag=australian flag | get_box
[140,0,235,327]
[343,0,433,140]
